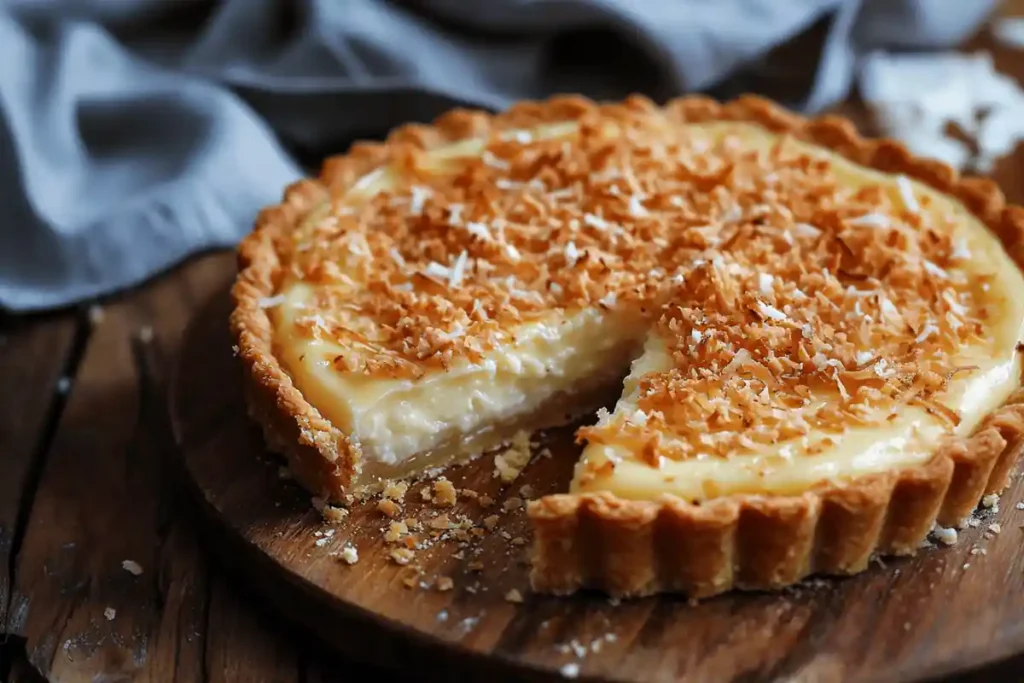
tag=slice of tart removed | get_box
[231,95,1024,597]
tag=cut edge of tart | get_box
[231,94,1024,598]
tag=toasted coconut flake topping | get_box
[896,175,920,214]
[284,105,993,463]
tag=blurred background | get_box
[0,0,1019,312]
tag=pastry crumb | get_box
[560,663,580,679]
[385,521,409,542]
[121,560,143,576]
[428,513,454,530]
[377,498,402,517]
[494,431,533,483]
[321,503,349,523]
[382,481,409,501]
[988,522,1002,535]
[504,588,524,603]
[103,607,116,621]
[483,514,500,530]
[436,576,454,591]
[982,493,1000,509]
[503,496,523,512]
[933,526,958,546]
[340,545,359,564]
[390,548,415,565]
[478,494,495,508]
[433,477,458,506]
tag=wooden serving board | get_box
[171,281,1024,683]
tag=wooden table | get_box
[6,13,1024,683]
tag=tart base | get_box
[529,393,1024,598]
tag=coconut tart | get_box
[231,95,1024,597]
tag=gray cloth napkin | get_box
[0,0,995,311]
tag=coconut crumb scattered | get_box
[389,548,415,565]
[121,560,143,576]
[982,494,1000,510]
[384,521,409,542]
[494,431,533,483]
[340,545,359,565]
[933,526,958,546]
[433,477,458,506]
[560,663,580,679]
[377,498,402,517]
[988,522,1002,535]
[382,481,409,501]
[321,504,349,523]
[103,607,116,621]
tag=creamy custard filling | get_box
[275,290,642,466]
[272,121,641,476]
[270,115,1024,496]
[574,129,1024,500]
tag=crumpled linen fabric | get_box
[0,0,995,310]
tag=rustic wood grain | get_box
[8,254,230,683]
[0,313,80,637]
[172,278,1024,683]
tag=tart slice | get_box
[231,94,1024,597]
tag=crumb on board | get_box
[493,431,533,483]
[321,503,348,523]
[340,545,359,565]
[385,520,409,543]
[377,498,402,517]
[390,548,415,565]
[933,526,958,546]
[504,588,524,603]
[383,481,409,501]
[436,576,454,591]
[121,560,143,576]
[103,607,116,621]
[433,477,458,506]
[560,663,580,679]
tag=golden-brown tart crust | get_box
[231,94,1024,596]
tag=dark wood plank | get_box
[172,274,1024,683]
[0,314,79,636]
[203,575,302,683]
[8,253,243,683]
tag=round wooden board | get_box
[172,281,1024,683]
